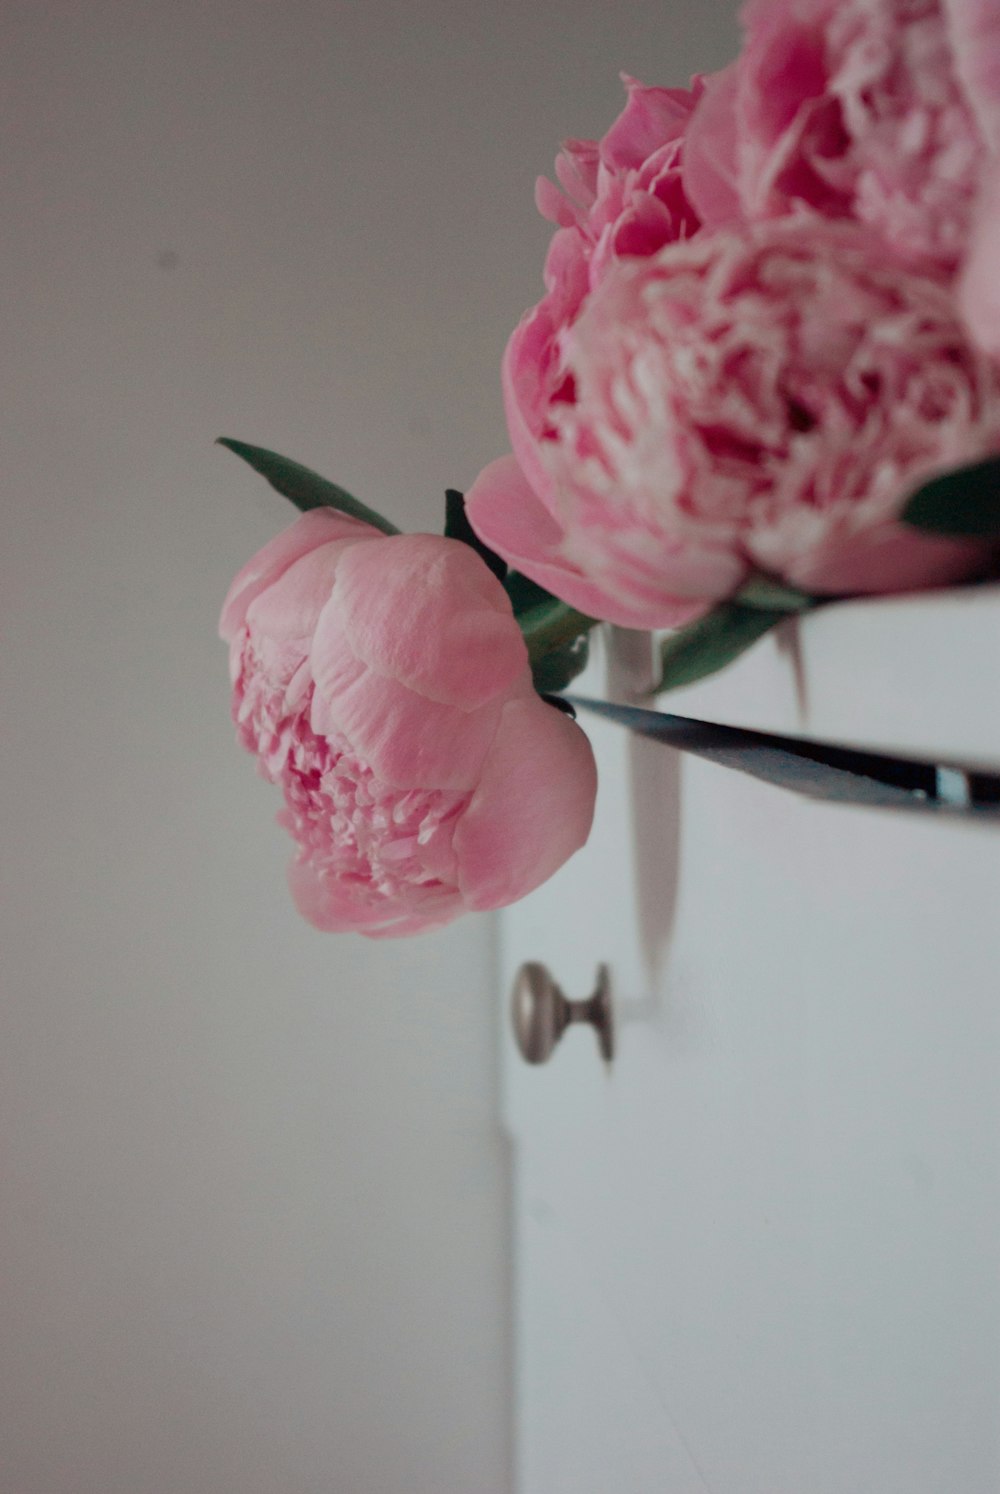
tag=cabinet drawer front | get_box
[503,631,1000,1493]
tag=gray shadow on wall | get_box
[605,629,683,1019]
[775,613,810,726]
[628,730,682,991]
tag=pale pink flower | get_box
[221,513,596,937]
[686,0,988,273]
[475,218,1000,620]
[495,74,706,626]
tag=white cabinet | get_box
[500,593,1000,1494]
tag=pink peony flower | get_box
[221,512,597,937]
[474,218,1000,620]
[495,74,707,626]
[686,0,988,273]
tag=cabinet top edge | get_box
[624,584,1000,771]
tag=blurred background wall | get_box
[0,3,738,1490]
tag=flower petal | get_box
[682,63,743,228]
[453,695,597,911]
[244,538,360,644]
[944,0,1000,151]
[288,858,463,937]
[466,455,712,628]
[219,507,378,642]
[960,160,1000,358]
[502,301,568,508]
[329,534,528,709]
[601,73,695,171]
[309,606,508,791]
[771,520,993,595]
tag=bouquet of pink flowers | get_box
[220,0,1000,936]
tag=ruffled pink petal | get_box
[610,192,680,259]
[553,138,600,214]
[682,63,743,228]
[771,520,993,595]
[233,539,370,730]
[554,136,600,194]
[535,173,577,228]
[328,534,527,708]
[542,225,590,310]
[453,696,597,911]
[308,611,508,792]
[561,519,748,621]
[242,538,362,644]
[502,308,562,510]
[944,0,1000,151]
[288,858,463,937]
[219,507,379,642]
[600,74,694,171]
[959,161,1000,358]
[465,456,690,628]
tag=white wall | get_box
[0,3,738,1491]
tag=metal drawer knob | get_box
[510,961,614,1065]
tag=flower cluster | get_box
[219,0,1000,937]
[467,0,1000,630]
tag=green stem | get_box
[735,573,815,611]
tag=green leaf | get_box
[443,489,507,581]
[217,438,400,534]
[517,595,595,694]
[734,573,815,611]
[650,602,799,695]
[531,633,590,695]
[504,570,556,617]
[519,597,596,665]
[900,455,1000,537]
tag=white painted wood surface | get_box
[647,584,1000,771]
[502,606,1000,1494]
